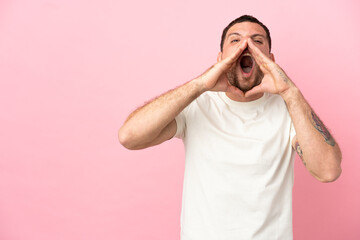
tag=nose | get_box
[240,38,250,52]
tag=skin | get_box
[118,22,342,183]
[217,22,272,102]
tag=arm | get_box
[245,38,342,182]
[285,88,342,182]
[118,41,247,150]
[118,80,203,150]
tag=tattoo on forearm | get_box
[276,68,289,83]
[295,141,306,166]
[310,111,335,146]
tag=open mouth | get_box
[239,53,254,75]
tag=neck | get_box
[225,92,264,102]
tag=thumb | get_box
[244,84,264,98]
[227,85,245,97]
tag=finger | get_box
[226,80,245,97]
[230,40,248,61]
[244,84,264,98]
[228,86,245,97]
[247,38,273,72]
[222,40,247,66]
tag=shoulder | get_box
[264,93,288,110]
[181,91,225,120]
[196,91,221,103]
[188,91,223,110]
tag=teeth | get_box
[242,53,252,57]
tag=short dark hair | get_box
[220,15,271,52]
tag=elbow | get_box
[315,158,342,182]
[118,128,138,150]
[317,167,342,183]
[314,151,343,183]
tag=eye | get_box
[231,39,240,43]
[255,40,263,44]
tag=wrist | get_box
[280,86,302,107]
[192,77,209,94]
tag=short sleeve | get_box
[174,110,186,139]
[290,121,297,144]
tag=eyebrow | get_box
[227,33,266,39]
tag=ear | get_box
[270,53,275,62]
[217,52,222,62]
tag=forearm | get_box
[282,87,342,182]
[118,78,205,149]
[119,41,246,149]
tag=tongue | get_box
[240,56,253,73]
[242,67,252,73]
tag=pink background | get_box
[0,0,359,239]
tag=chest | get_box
[183,101,292,166]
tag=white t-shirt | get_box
[174,91,296,240]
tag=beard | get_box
[226,64,264,93]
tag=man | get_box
[118,15,342,240]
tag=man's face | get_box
[219,22,274,93]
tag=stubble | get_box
[226,64,264,93]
